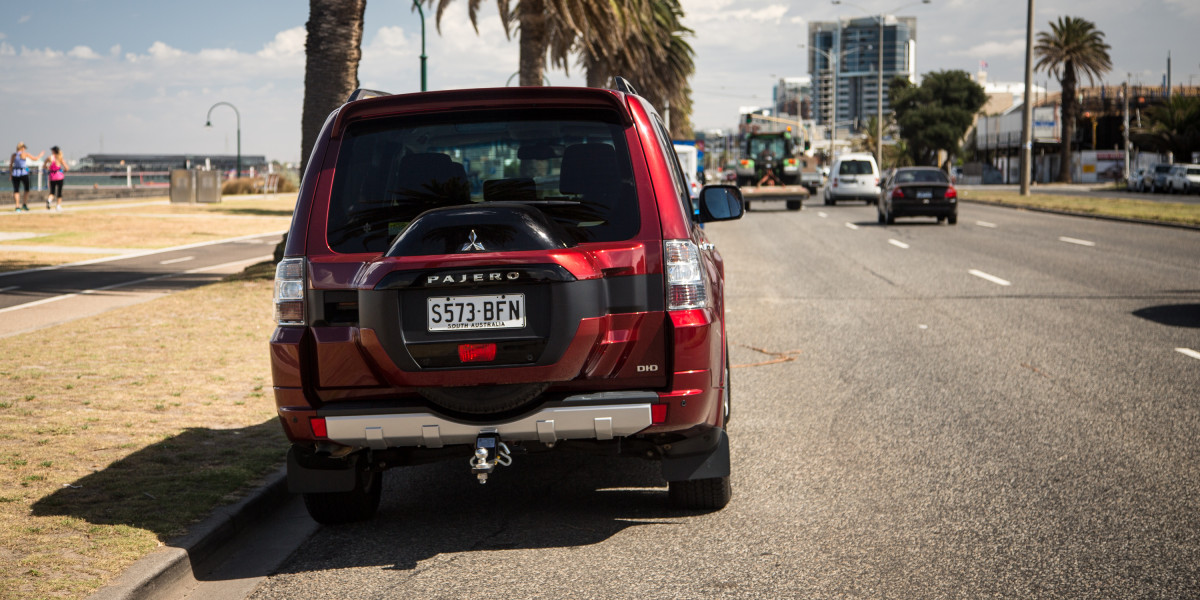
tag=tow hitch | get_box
[470,430,512,484]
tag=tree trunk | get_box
[518,0,549,87]
[1057,64,1077,183]
[300,0,367,174]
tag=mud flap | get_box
[660,428,730,482]
[287,446,362,493]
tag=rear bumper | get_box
[891,202,956,217]
[322,396,653,449]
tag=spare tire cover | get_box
[417,382,551,415]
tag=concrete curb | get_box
[86,467,291,600]
[959,198,1200,231]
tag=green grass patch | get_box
[962,189,1200,227]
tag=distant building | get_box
[773,76,813,120]
[808,15,918,136]
[76,154,267,173]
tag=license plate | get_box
[916,190,933,199]
[427,294,525,331]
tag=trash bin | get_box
[170,170,222,204]
[195,170,220,203]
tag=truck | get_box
[733,128,809,211]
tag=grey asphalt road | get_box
[0,232,283,337]
[228,199,1199,599]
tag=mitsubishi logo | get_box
[460,229,485,252]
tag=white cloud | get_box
[0,42,14,56]
[68,46,100,60]
[257,26,305,62]
[955,39,1026,60]
[109,44,121,56]
[0,32,6,40]
[18,15,31,24]
[147,41,184,60]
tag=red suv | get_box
[272,81,744,523]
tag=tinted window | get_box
[894,169,949,184]
[326,112,640,254]
[839,160,874,175]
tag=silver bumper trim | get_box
[324,404,653,449]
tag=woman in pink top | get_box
[44,146,67,211]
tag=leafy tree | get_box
[300,0,367,174]
[889,71,987,167]
[1131,95,1200,160]
[1035,16,1112,182]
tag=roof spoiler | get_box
[347,88,391,102]
[612,77,639,97]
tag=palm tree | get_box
[579,0,695,137]
[1034,16,1112,182]
[300,0,368,174]
[425,0,625,87]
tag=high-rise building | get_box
[808,15,918,136]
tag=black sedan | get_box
[877,167,957,225]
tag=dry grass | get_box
[0,195,293,272]
[0,263,285,600]
[962,189,1200,227]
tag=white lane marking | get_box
[0,230,286,279]
[1176,348,1200,361]
[159,256,196,265]
[976,221,997,228]
[1059,236,1096,247]
[817,211,828,218]
[0,255,273,315]
[845,222,859,230]
[888,239,910,249]
[968,269,1011,286]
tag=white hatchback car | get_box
[824,153,880,205]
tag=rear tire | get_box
[885,209,895,225]
[786,199,802,211]
[877,209,885,223]
[303,470,382,524]
[948,214,958,225]
[669,476,732,510]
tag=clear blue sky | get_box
[1,0,1195,163]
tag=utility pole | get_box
[1123,75,1130,181]
[1019,0,1035,195]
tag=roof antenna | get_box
[612,76,640,97]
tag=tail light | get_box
[274,258,306,325]
[945,186,958,200]
[664,240,706,310]
[458,343,497,363]
[310,417,327,438]
[891,187,905,199]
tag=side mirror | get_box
[697,185,744,222]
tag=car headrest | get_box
[396,153,469,203]
[560,143,618,196]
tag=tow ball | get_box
[470,431,512,484]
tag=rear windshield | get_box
[326,111,640,254]
[839,160,874,175]
[894,170,949,184]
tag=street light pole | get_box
[413,0,427,91]
[1019,0,1034,195]
[205,101,241,179]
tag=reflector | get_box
[459,343,498,363]
[651,404,668,424]
[310,417,327,438]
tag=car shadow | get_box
[1132,303,1200,328]
[266,450,704,575]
